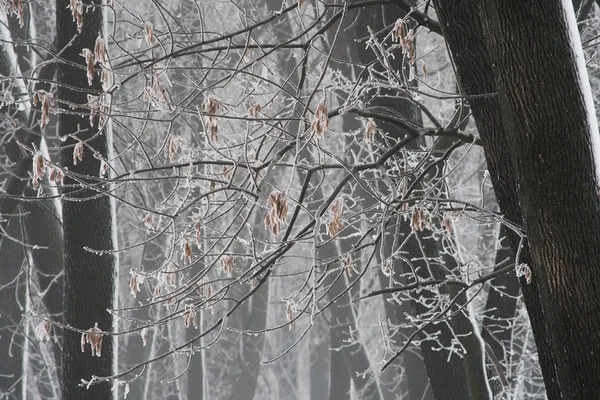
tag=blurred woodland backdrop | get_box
[2,0,600,399]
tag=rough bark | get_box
[479,2,600,397]
[56,0,115,398]
[434,0,600,397]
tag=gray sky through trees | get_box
[1,1,600,399]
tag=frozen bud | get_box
[33,90,54,128]
[94,34,109,66]
[382,259,393,277]
[196,276,212,299]
[344,254,355,277]
[441,214,453,235]
[222,165,231,181]
[181,238,193,264]
[364,118,376,144]
[392,19,404,43]
[73,142,84,165]
[310,98,329,138]
[32,152,45,184]
[247,104,261,118]
[164,133,180,162]
[48,167,64,185]
[327,198,344,237]
[220,256,235,276]
[153,282,163,300]
[9,0,24,28]
[101,67,111,91]
[264,191,288,238]
[69,0,84,33]
[130,269,144,298]
[202,95,220,115]
[80,48,95,86]
[144,213,156,230]
[161,262,177,287]
[81,323,103,357]
[183,304,198,329]
[410,206,431,232]
[35,320,52,342]
[99,160,109,178]
[140,327,148,347]
[145,22,153,47]
[286,301,296,330]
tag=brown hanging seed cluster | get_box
[81,323,103,357]
[364,118,376,144]
[32,90,54,128]
[410,206,432,232]
[311,98,329,138]
[202,95,220,142]
[327,198,344,237]
[264,191,289,238]
[220,255,235,276]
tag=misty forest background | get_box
[1,0,600,399]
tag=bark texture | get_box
[480,2,600,397]
[435,0,600,398]
[56,1,115,399]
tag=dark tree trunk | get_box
[310,321,330,400]
[432,1,562,397]
[0,219,26,400]
[479,2,600,397]
[435,0,600,398]
[349,4,488,398]
[329,324,351,400]
[349,5,435,399]
[21,189,64,397]
[327,269,383,399]
[481,224,519,395]
[404,232,476,400]
[226,280,269,400]
[56,1,115,398]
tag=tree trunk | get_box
[481,224,519,395]
[435,0,600,397]
[21,188,64,398]
[432,1,562,397]
[479,2,600,397]
[349,5,435,399]
[327,269,383,400]
[0,218,26,400]
[329,325,351,400]
[56,0,115,398]
[310,321,330,399]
